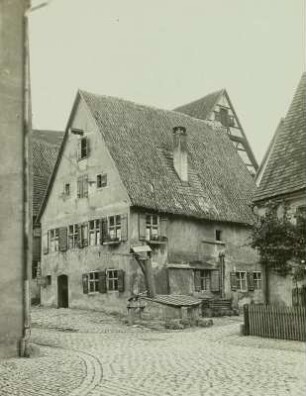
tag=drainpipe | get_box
[144,252,156,298]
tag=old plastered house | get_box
[253,73,306,306]
[37,90,264,312]
[174,89,258,176]
[32,130,63,303]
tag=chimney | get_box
[173,126,188,182]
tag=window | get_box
[215,230,222,241]
[77,175,88,198]
[296,206,306,229]
[49,229,59,252]
[64,183,70,196]
[32,261,39,279]
[146,214,159,241]
[108,215,121,241]
[97,173,107,189]
[79,137,89,159]
[107,270,119,291]
[253,272,262,290]
[89,220,100,246]
[88,271,99,293]
[236,271,247,291]
[46,275,52,286]
[68,224,79,248]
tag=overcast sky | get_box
[29,0,305,163]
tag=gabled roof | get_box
[79,91,256,225]
[253,73,306,202]
[38,91,257,225]
[173,90,224,121]
[32,130,63,217]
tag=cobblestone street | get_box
[0,307,305,396]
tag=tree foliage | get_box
[251,202,306,279]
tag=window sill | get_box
[103,240,121,245]
[146,238,167,245]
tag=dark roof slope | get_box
[173,90,223,120]
[81,91,256,225]
[32,130,63,217]
[254,74,306,202]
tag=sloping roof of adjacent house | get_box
[32,130,63,217]
[173,90,223,121]
[253,73,306,203]
[79,91,256,225]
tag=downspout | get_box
[20,0,32,357]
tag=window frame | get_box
[236,271,247,291]
[253,271,262,290]
[145,214,159,241]
[108,215,121,241]
[88,270,99,293]
[49,228,59,252]
[89,219,100,246]
[107,269,119,291]
[68,224,79,249]
[97,173,107,189]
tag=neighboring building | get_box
[253,73,306,306]
[32,130,64,303]
[37,90,264,313]
[174,89,258,176]
[0,0,27,358]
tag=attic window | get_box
[97,173,107,189]
[78,137,89,160]
[64,183,70,196]
[215,230,222,241]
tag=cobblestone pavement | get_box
[0,307,305,396]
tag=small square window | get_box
[97,173,107,189]
[215,230,222,241]
[64,183,70,196]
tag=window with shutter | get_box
[59,227,67,252]
[253,272,262,290]
[98,271,107,293]
[107,269,119,291]
[247,272,255,291]
[82,274,89,294]
[230,272,237,291]
[211,270,220,292]
[68,224,79,248]
[81,223,88,247]
[42,233,49,255]
[159,216,168,239]
[138,213,147,241]
[117,270,125,292]
[236,271,247,291]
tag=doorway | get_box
[58,274,69,308]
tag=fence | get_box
[243,304,306,341]
[292,287,306,307]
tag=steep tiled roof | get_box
[32,130,63,217]
[254,74,306,202]
[81,91,256,225]
[173,90,223,120]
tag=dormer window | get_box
[78,137,89,160]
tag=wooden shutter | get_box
[58,227,67,252]
[194,270,201,292]
[121,215,128,242]
[77,139,81,161]
[42,232,49,255]
[83,176,88,197]
[247,272,255,291]
[159,216,168,238]
[211,270,220,292]
[85,137,90,157]
[230,272,237,291]
[77,177,82,198]
[101,217,108,243]
[138,213,146,241]
[82,223,88,247]
[82,274,89,294]
[77,224,83,248]
[117,270,125,292]
[98,271,107,293]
